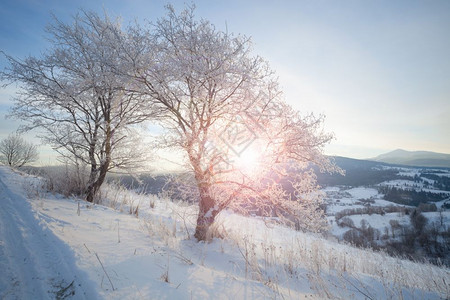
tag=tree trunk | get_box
[194,183,219,241]
[188,149,220,241]
[85,160,98,203]
[85,175,97,203]
[85,161,109,203]
[86,118,112,203]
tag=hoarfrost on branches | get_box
[1,11,155,202]
[129,5,341,240]
[2,6,341,238]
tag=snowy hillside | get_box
[0,166,449,299]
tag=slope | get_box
[0,167,98,299]
[0,166,448,299]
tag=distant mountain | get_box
[370,149,450,168]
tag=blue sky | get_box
[1,0,449,162]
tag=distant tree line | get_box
[335,205,407,221]
[107,174,167,196]
[378,186,448,206]
[334,203,438,223]
[340,209,450,267]
[315,160,408,187]
[419,172,450,191]
[385,209,450,266]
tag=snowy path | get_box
[0,167,98,299]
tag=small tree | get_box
[0,133,38,167]
[339,217,355,228]
[389,219,401,238]
[1,11,154,202]
[131,5,340,240]
[410,209,428,234]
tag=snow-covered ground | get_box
[328,212,412,238]
[377,166,450,195]
[378,179,450,195]
[1,166,449,299]
[324,185,450,241]
[324,186,405,216]
[398,169,421,177]
[436,199,450,209]
[0,168,98,299]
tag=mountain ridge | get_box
[370,149,450,168]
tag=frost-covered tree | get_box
[0,133,38,167]
[1,11,153,202]
[131,6,340,240]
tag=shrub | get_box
[338,217,355,228]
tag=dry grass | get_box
[32,168,450,299]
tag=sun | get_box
[234,145,261,174]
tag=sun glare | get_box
[234,146,261,174]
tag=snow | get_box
[322,186,340,192]
[34,199,289,299]
[0,166,449,299]
[422,211,450,226]
[324,186,405,216]
[379,178,450,195]
[435,199,450,209]
[347,187,379,199]
[0,167,314,299]
[348,213,410,231]
[398,169,421,177]
[0,168,98,299]
[331,210,450,238]
[422,188,450,195]
[380,179,419,188]
[328,212,412,239]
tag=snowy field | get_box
[323,165,450,236]
[323,186,404,216]
[377,166,450,195]
[0,166,449,299]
